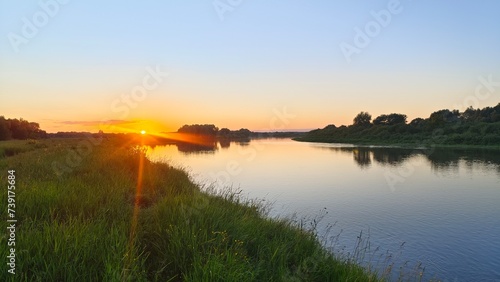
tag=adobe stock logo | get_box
[213,0,244,21]
[110,65,169,120]
[7,0,70,53]
[340,0,403,63]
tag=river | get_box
[145,138,500,281]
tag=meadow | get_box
[0,138,379,281]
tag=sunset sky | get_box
[1,1,499,133]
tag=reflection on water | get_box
[163,138,500,171]
[219,139,231,149]
[145,139,500,281]
[175,141,217,154]
[156,137,251,154]
[315,145,500,176]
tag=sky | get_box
[1,0,499,133]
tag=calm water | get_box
[146,138,500,281]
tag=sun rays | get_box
[124,134,146,277]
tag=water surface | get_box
[146,138,500,281]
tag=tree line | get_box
[0,116,47,140]
[177,124,252,139]
[176,124,303,139]
[297,103,500,146]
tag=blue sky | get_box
[1,0,499,132]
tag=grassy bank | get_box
[295,104,500,150]
[0,138,378,281]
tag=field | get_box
[0,138,378,281]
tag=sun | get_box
[140,130,146,135]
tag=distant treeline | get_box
[252,131,306,138]
[177,124,251,138]
[177,124,304,139]
[0,116,47,140]
[296,103,500,146]
[178,124,220,136]
[47,131,105,138]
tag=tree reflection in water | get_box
[319,145,500,177]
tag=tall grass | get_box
[0,139,47,157]
[0,138,380,281]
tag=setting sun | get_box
[140,130,146,135]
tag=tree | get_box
[387,113,407,125]
[373,114,388,125]
[373,113,407,125]
[177,124,219,136]
[409,118,425,126]
[236,128,251,138]
[462,107,478,122]
[9,119,26,139]
[323,124,336,130]
[218,128,231,137]
[0,117,46,140]
[0,116,11,140]
[492,104,500,122]
[353,112,372,126]
[429,109,459,126]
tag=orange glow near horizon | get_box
[41,119,178,134]
[37,114,372,135]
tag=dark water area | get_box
[146,138,500,281]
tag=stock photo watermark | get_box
[453,74,500,111]
[206,106,296,186]
[7,0,70,53]
[6,170,17,275]
[178,106,297,223]
[110,65,169,119]
[340,0,404,64]
[213,0,244,21]
[51,65,169,177]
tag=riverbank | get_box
[0,138,377,281]
[295,105,500,149]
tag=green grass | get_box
[0,139,48,157]
[0,138,380,281]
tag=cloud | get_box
[58,120,141,126]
